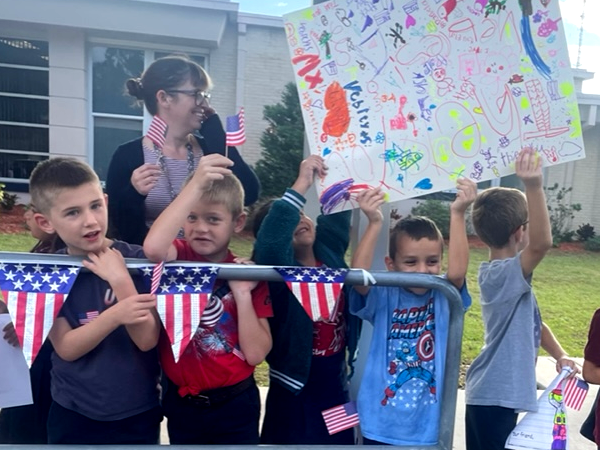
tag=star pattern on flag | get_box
[139,264,219,362]
[275,266,348,322]
[0,262,80,367]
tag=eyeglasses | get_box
[166,89,211,105]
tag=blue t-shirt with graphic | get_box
[350,283,470,446]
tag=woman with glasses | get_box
[106,55,259,245]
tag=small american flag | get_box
[322,401,359,435]
[0,262,80,367]
[563,376,589,410]
[139,264,219,362]
[78,311,99,325]
[274,267,348,322]
[150,261,165,295]
[225,107,246,146]
[146,115,168,148]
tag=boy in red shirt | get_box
[144,154,272,445]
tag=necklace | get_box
[152,141,197,201]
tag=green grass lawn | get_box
[2,232,598,366]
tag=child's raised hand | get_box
[292,155,327,195]
[450,178,478,214]
[83,247,130,287]
[357,188,386,223]
[192,154,233,191]
[515,147,543,189]
[114,294,157,326]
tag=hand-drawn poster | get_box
[283,0,585,213]
[505,367,571,450]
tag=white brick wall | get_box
[241,25,295,165]
[546,125,600,232]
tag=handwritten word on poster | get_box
[284,0,585,213]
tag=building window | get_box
[91,46,206,181]
[0,37,49,185]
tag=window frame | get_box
[0,37,50,186]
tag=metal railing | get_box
[0,251,465,450]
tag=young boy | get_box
[28,157,162,444]
[251,155,361,445]
[350,178,476,445]
[583,310,600,447]
[143,153,272,445]
[465,147,578,450]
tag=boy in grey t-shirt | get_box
[464,147,578,450]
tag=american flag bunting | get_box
[563,376,589,411]
[146,115,168,148]
[274,267,348,322]
[322,401,359,435]
[225,107,246,146]
[140,264,219,362]
[0,262,80,367]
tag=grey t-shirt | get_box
[465,253,542,412]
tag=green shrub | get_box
[0,183,17,211]
[577,223,596,242]
[544,183,581,244]
[584,237,600,252]
[411,199,450,238]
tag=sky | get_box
[236,0,600,95]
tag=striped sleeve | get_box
[282,189,306,211]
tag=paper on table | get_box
[0,314,33,408]
[505,366,572,450]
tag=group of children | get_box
[0,146,591,448]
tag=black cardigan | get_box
[105,114,260,245]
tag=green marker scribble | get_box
[559,82,574,97]
[462,137,474,152]
[520,97,530,109]
[450,165,466,181]
[567,102,582,138]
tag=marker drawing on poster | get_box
[284,0,585,213]
[505,367,571,450]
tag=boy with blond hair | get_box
[465,147,578,450]
[28,157,161,444]
[144,154,272,445]
[349,178,476,446]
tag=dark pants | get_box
[0,341,53,444]
[261,353,355,445]
[163,377,260,445]
[465,404,518,450]
[47,402,162,444]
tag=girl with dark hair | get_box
[106,55,259,245]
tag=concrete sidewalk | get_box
[160,357,597,448]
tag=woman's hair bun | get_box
[126,77,144,100]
